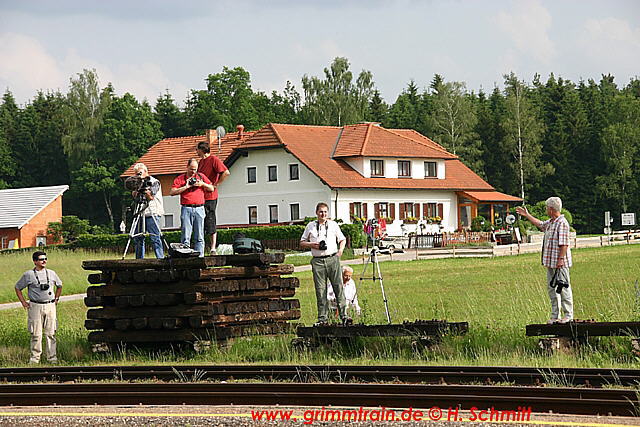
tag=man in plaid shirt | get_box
[516,197,574,324]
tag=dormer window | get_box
[371,160,384,177]
[398,160,411,177]
[424,161,437,178]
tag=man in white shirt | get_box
[300,202,351,326]
[328,266,361,316]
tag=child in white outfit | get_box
[327,266,361,316]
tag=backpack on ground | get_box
[232,233,264,254]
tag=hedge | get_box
[73,223,367,250]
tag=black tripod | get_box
[122,193,168,259]
[359,241,391,324]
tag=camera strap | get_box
[32,267,49,287]
[315,220,328,240]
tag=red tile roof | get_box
[121,130,254,177]
[233,123,493,191]
[129,123,513,193]
[332,123,457,159]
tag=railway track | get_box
[0,364,637,387]
[0,382,637,416]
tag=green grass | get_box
[0,248,132,303]
[1,245,639,368]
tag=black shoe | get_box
[342,317,353,326]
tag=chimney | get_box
[206,129,215,144]
[236,124,244,139]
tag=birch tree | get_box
[301,57,374,126]
[501,73,552,202]
[430,77,483,173]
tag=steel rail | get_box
[0,383,636,416]
[0,365,637,387]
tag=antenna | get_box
[215,126,226,154]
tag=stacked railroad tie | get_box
[81,253,300,347]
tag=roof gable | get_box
[332,123,457,159]
[0,185,68,229]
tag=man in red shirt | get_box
[196,141,230,254]
[170,158,215,257]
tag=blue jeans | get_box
[180,206,205,257]
[134,215,165,259]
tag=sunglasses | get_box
[37,258,47,261]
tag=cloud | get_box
[0,32,67,101]
[495,0,556,65]
[0,32,189,105]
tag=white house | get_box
[125,123,521,233]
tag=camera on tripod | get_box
[124,172,152,196]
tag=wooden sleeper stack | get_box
[81,253,300,346]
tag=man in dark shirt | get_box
[196,142,230,254]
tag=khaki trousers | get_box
[546,267,573,320]
[311,254,347,322]
[27,302,57,363]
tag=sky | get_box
[0,0,639,107]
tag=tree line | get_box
[0,57,638,234]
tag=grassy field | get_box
[0,245,639,368]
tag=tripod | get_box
[359,243,391,324]
[122,193,168,259]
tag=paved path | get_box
[0,251,415,311]
[0,293,87,311]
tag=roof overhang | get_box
[459,191,522,203]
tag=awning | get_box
[459,191,522,203]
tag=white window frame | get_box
[288,163,300,181]
[289,203,300,221]
[267,165,278,182]
[248,206,258,224]
[398,160,411,178]
[163,214,174,229]
[424,161,437,178]
[247,166,257,184]
[268,204,279,223]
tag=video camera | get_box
[124,173,152,195]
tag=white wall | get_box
[361,157,445,179]
[217,148,332,225]
[335,189,458,234]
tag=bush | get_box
[470,216,491,232]
[47,216,91,243]
[73,223,368,250]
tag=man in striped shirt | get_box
[516,197,574,324]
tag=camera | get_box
[318,240,327,250]
[188,177,198,186]
[40,282,49,291]
[124,174,152,193]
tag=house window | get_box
[378,202,388,219]
[269,205,279,223]
[268,165,278,182]
[248,206,258,224]
[398,160,411,177]
[36,236,47,247]
[401,202,418,220]
[290,203,300,221]
[425,203,437,218]
[0,236,6,249]
[370,159,384,177]
[247,167,257,183]
[164,214,174,228]
[289,164,299,181]
[424,161,437,178]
